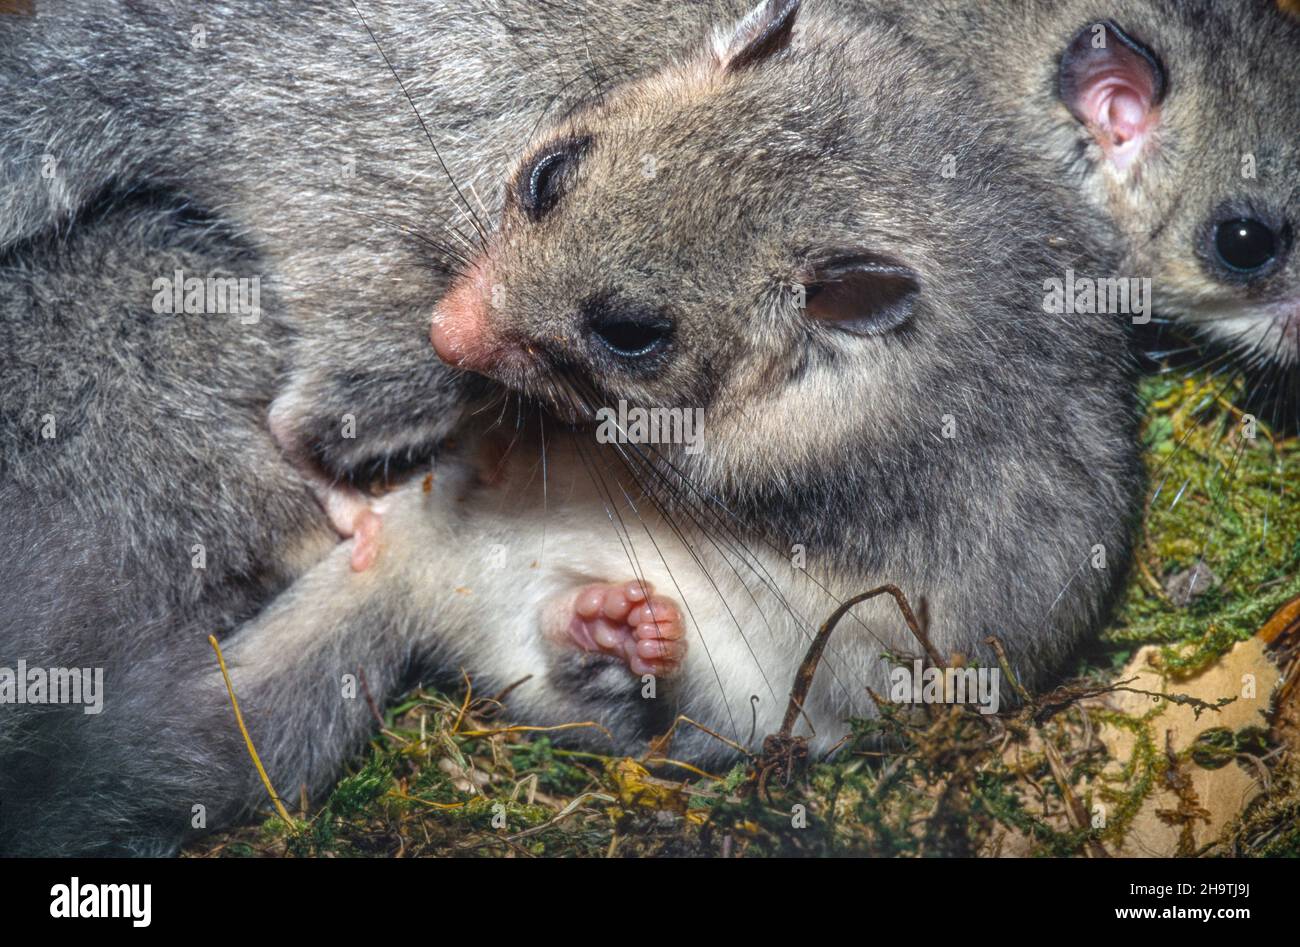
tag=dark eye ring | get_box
[580,295,675,362]
[517,137,589,221]
[591,318,673,359]
[1212,217,1281,274]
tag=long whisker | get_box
[605,439,784,710]
[554,372,869,706]
[600,426,868,706]
[347,0,489,248]
[558,370,896,674]
[569,422,746,745]
[352,209,475,274]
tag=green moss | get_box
[1106,374,1299,674]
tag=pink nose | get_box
[430,264,497,372]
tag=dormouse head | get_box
[1057,5,1300,372]
[432,0,1123,509]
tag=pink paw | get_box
[269,398,382,572]
[346,503,383,573]
[567,582,686,677]
[305,478,384,572]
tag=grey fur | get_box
[0,0,745,854]
[0,0,760,470]
[369,0,1144,763]
[0,0,1142,854]
[864,0,1300,389]
[39,0,1138,854]
[0,192,336,853]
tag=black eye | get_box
[582,296,674,360]
[592,320,672,358]
[517,138,588,221]
[1213,218,1279,273]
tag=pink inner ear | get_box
[1060,22,1165,174]
[1077,69,1158,171]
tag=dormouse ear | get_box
[1058,20,1167,172]
[713,0,802,73]
[801,258,920,337]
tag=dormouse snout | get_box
[431,261,508,373]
